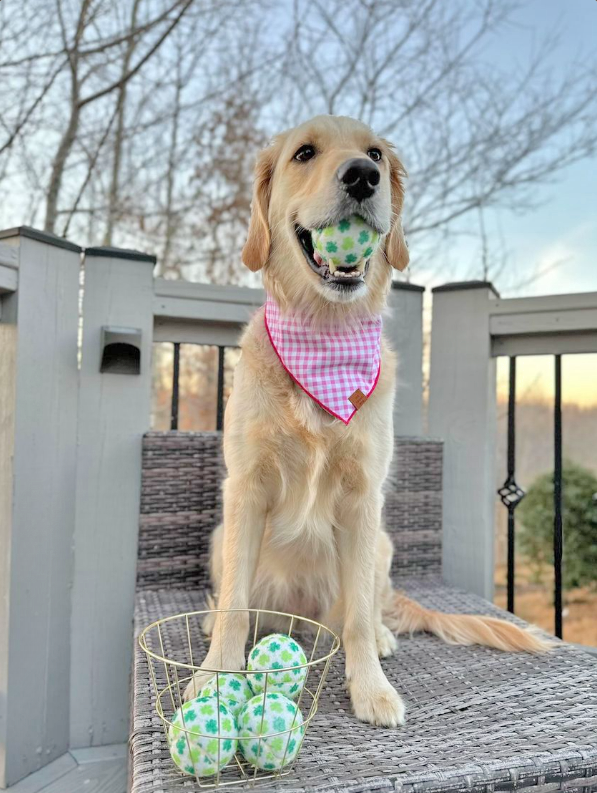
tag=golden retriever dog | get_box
[184,115,549,726]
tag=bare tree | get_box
[285,0,597,279]
[0,0,595,289]
[103,0,143,245]
[94,8,272,280]
[44,0,202,232]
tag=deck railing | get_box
[0,228,425,785]
[2,226,596,786]
[429,282,597,638]
[153,278,263,431]
[167,341,235,430]
[498,355,565,636]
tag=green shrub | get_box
[518,461,597,590]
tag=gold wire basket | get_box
[139,608,341,788]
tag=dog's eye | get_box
[293,145,316,162]
[367,148,382,162]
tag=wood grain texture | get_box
[0,264,17,293]
[153,317,245,346]
[8,754,77,793]
[39,760,125,793]
[428,284,496,599]
[10,750,126,793]
[490,307,597,336]
[0,233,81,786]
[386,285,424,436]
[0,321,17,786]
[492,331,597,357]
[0,241,18,269]
[154,277,264,305]
[490,290,597,315]
[70,744,127,764]
[0,241,18,318]
[154,278,264,324]
[70,250,155,749]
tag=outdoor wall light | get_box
[100,326,142,374]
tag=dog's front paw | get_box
[183,669,216,703]
[350,679,406,727]
[375,624,398,658]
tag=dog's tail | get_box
[385,591,553,653]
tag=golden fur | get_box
[184,115,550,727]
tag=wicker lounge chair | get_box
[130,432,597,792]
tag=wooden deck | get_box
[10,745,126,793]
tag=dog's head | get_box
[242,115,408,316]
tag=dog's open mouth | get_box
[295,225,369,290]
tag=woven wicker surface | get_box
[131,580,597,793]
[137,432,442,590]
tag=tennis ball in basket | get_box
[247,633,308,699]
[237,692,305,770]
[311,215,381,270]
[199,672,253,717]
[168,695,237,777]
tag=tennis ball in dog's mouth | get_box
[168,695,237,777]
[237,692,305,770]
[247,633,307,699]
[311,215,381,272]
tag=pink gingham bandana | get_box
[264,295,382,424]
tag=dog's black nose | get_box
[337,158,380,201]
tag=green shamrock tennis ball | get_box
[247,633,308,699]
[237,692,305,770]
[199,672,254,717]
[311,215,381,270]
[167,695,237,777]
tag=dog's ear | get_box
[381,140,409,272]
[242,143,278,271]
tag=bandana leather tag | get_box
[264,295,382,425]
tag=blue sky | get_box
[435,0,597,298]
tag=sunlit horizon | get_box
[496,354,597,408]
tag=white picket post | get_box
[428,282,498,599]
[70,246,155,748]
[0,227,81,786]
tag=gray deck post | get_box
[386,282,425,436]
[0,227,81,787]
[428,282,498,599]
[70,246,155,749]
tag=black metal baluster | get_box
[170,342,180,431]
[554,354,563,639]
[498,357,525,613]
[216,346,225,431]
